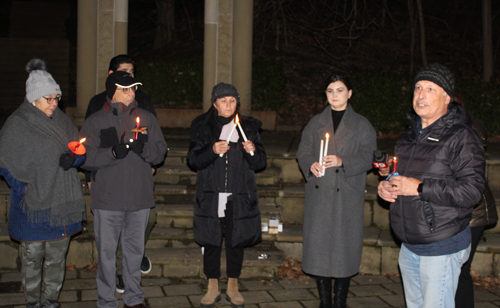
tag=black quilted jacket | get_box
[390,102,485,244]
[187,108,267,247]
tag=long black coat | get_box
[187,108,267,247]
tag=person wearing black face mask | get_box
[187,83,267,308]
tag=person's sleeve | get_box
[186,123,218,171]
[79,118,117,171]
[420,128,485,208]
[296,120,317,181]
[341,120,377,177]
[0,168,26,197]
[139,113,167,165]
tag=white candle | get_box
[319,139,324,177]
[324,133,329,158]
[219,121,237,157]
[322,133,329,176]
[237,122,254,156]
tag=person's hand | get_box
[378,156,392,176]
[322,155,342,169]
[127,139,144,155]
[213,141,230,155]
[112,144,130,159]
[87,182,91,193]
[59,152,76,171]
[388,176,421,196]
[242,140,255,154]
[378,180,397,202]
[310,162,324,178]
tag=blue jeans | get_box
[399,244,471,308]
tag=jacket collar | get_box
[409,102,470,137]
[317,104,355,155]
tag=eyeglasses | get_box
[118,86,138,94]
[42,96,62,104]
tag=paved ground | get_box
[1,270,500,307]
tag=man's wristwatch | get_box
[417,182,423,197]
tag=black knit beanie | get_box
[211,82,240,104]
[414,63,454,98]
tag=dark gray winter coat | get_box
[297,105,376,277]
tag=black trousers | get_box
[455,225,485,308]
[203,201,244,279]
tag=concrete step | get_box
[154,164,282,186]
[154,203,282,229]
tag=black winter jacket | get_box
[390,102,485,245]
[187,108,266,247]
[469,113,498,228]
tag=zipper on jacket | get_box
[399,138,420,242]
[224,152,229,192]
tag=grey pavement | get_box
[1,270,500,307]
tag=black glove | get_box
[112,144,130,159]
[127,139,144,155]
[59,153,76,171]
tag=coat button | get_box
[336,169,339,173]
[337,188,339,192]
[315,185,319,189]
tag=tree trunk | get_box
[416,0,427,67]
[408,0,415,73]
[483,0,493,82]
[154,0,175,50]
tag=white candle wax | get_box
[238,123,254,156]
[319,139,324,177]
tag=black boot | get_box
[316,276,332,308]
[333,276,351,308]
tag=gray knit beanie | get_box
[211,82,240,104]
[25,59,61,103]
[414,63,454,98]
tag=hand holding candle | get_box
[236,116,254,156]
[219,115,239,157]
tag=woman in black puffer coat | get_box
[187,83,267,308]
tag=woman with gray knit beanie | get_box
[0,59,86,308]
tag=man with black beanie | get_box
[80,71,167,308]
[378,63,485,308]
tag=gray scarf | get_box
[0,99,86,226]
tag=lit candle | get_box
[237,115,254,156]
[392,157,398,175]
[219,115,239,157]
[133,117,140,140]
[68,138,87,157]
[319,139,324,177]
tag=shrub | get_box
[252,60,286,111]
[135,59,203,109]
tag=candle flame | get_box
[393,157,397,162]
[326,133,330,139]
[79,138,86,143]
[235,114,239,124]
[136,117,140,124]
